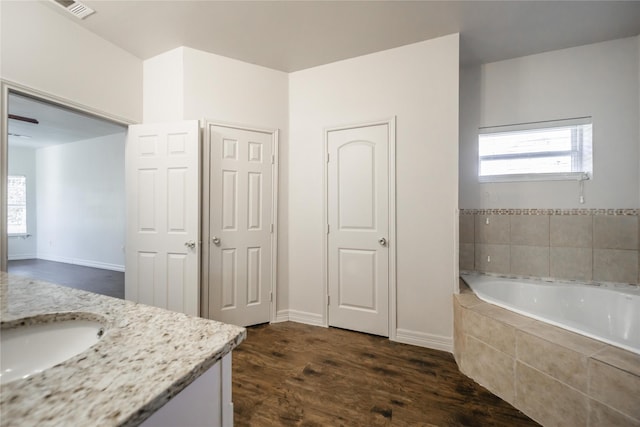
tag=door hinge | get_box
[327,295,330,306]
[271,154,275,164]
[326,153,330,162]
[270,292,273,302]
[327,224,330,234]
[270,224,274,233]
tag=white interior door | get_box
[327,123,390,337]
[125,120,200,316]
[206,123,274,327]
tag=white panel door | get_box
[327,123,389,336]
[207,124,274,326]
[125,121,200,316]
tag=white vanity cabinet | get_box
[141,353,233,427]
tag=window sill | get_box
[8,234,31,238]
[479,172,590,183]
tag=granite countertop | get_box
[0,272,246,427]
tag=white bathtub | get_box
[460,274,640,355]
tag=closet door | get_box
[327,122,390,337]
[204,122,277,326]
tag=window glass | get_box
[7,175,27,235]
[478,118,592,182]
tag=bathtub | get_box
[460,274,640,355]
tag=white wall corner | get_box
[286,310,326,327]
[393,328,453,353]
[273,310,290,323]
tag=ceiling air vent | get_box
[51,0,95,19]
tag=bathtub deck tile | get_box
[454,292,484,308]
[516,330,588,392]
[515,362,588,427]
[592,346,640,377]
[463,336,515,405]
[589,358,640,420]
[588,398,640,427]
[453,296,466,368]
[472,303,536,328]
[464,307,516,356]
[520,320,607,356]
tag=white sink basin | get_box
[1,318,105,384]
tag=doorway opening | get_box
[2,84,129,298]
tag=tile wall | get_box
[460,209,640,285]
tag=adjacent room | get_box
[1,1,639,426]
[7,92,126,298]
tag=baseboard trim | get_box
[394,328,453,353]
[286,310,325,327]
[8,254,37,261]
[37,254,125,272]
[273,310,290,323]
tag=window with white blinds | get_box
[7,175,27,235]
[478,117,592,183]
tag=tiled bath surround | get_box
[459,209,640,285]
[454,281,640,426]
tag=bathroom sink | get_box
[1,317,105,384]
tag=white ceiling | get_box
[8,93,126,149]
[10,1,640,147]
[50,0,640,72]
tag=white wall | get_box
[36,134,126,271]
[460,36,640,209]
[0,1,142,122]
[143,47,291,312]
[182,47,291,313]
[7,146,37,259]
[143,47,185,123]
[288,35,459,348]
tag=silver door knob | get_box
[184,240,196,249]
[378,237,387,246]
[212,236,221,246]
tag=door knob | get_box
[378,237,387,246]
[184,240,196,249]
[212,236,221,246]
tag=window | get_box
[7,175,27,235]
[478,118,592,182]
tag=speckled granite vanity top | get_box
[0,272,246,427]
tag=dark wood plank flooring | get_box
[233,322,538,427]
[7,259,124,299]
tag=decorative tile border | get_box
[459,208,638,216]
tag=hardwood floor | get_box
[7,259,124,299]
[233,322,538,426]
